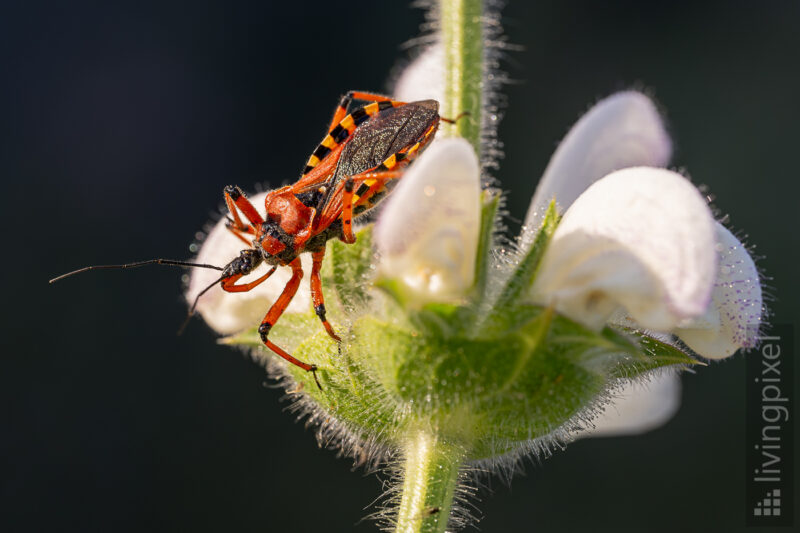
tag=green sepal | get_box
[325,227,374,315]
[484,200,559,331]
[472,189,501,302]
[374,277,411,309]
[221,220,701,460]
[606,328,703,379]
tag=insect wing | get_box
[334,100,439,182]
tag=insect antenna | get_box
[177,272,230,336]
[178,263,279,335]
[49,259,224,284]
[440,111,471,124]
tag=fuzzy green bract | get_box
[223,198,698,461]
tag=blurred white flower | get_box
[374,138,481,305]
[584,371,682,437]
[394,42,444,104]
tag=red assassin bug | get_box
[51,91,455,388]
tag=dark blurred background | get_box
[2,0,798,531]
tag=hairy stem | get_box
[440,0,484,155]
[391,2,484,531]
[395,430,465,533]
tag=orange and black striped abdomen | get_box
[301,99,403,176]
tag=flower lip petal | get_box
[526,91,671,229]
[676,223,763,359]
[375,137,481,304]
[531,167,716,331]
[186,191,311,335]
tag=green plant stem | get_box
[391,2,483,531]
[440,0,483,155]
[395,430,465,533]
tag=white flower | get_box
[374,138,481,305]
[394,42,445,104]
[388,50,764,435]
[583,371,682,437]
[526,93,763,361]
[674,223,763,358]
[522,92,760,434]
[530,166,718,332]
[524,91,672,228]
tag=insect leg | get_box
[222,185,258,246]
[325,93,356,135]
[340,169,404,243]
[310,249,341,342]
[224,220,256,246]
[224,185,265,229]
[256,258,321,388]
[221,266,277,292]
[327,91,397,134]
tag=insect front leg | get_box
[310,249,341,342]
[224,220,256,246]
[223,185,265,245]
[221,266,277,292]
[216,249,272,293]
[256,258,322,388]
[224,185,265,229]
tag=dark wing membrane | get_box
[336,100,438,180]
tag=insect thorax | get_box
[255,218,343,266]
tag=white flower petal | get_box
[531,167,716,331]
[582,372,681,437]
[676,223,763,359]
[375,138,481,304]
[186,192,311,335]
[393,43,444,104]
[525,91,671,228]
